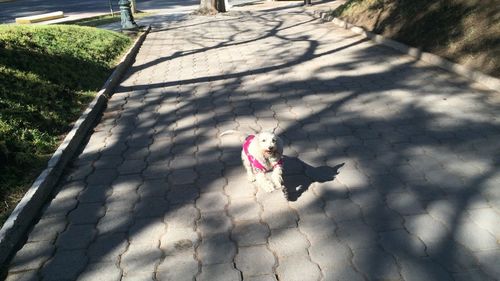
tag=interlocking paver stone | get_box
[297,213,336,242]
[5,270,39,281]
[68,202,105,224]
[196,191,228,213]
[97,210,133,235]
[93,155,123,170]
[118,159,147,174]
[235,245,276,277]
[466,208,500,240]
[42,197,78,218]
[55,181,87,200]
[87,169,119,185]
[168,169,197,184]
[224,180,256,200]
[474,249,500,279]
[167,184,199,204]
[445,248,482,275]
[361,203,405,231]
[309,237,352,270]
[378,229,427,258]
[198,176,227,193]
[231,221,270,246]
[123,147,150,160]
[164,204,199,229]
[160,227,199,255]
[169,155,197,169]
[352,247,402,281]
[65,164,94,181]
[121,271,155,281]
[101,142,128,157]
[198,212,232,237]
[228,198,261,221]
[400,257,453,281]
[197,263,241,281]
[9,241,55,272]
[275,254,321,281]
[312,180,349,200]
[56,224,97,250]
[27,217,67,243]
[261,205,298,229]
[105,192,139,212]
[142,163,169,179]
[111,174,143,193]
[156,251,199,281]
[322,265,366,281]
[78,184,112,203]
[138,179,168,197]
[197,235,236,265]
[268,228,309,258]
[134,196,170,218]
[41,250,88,281]
[324,198,363,222]
[386,191,427,215]
[87,233,128,263]
[287,190,324,215]
[243,275,277,281]
[76,262,122,281]
[128,218,165,246]
[336,219,378,250]
[121,243,163,274]
[404,213,449,245]
[452,269,496,281]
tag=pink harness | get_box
[243,135,283,172]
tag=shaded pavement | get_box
[4,1,500,280]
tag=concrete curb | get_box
[312,10,500,92]
[0,25,151,268]
[15,11,64,24]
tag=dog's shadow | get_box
[281,156,344,201]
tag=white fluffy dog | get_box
[241,131,284,192]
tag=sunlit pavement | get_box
[5,1,500,280]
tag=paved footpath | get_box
[5,2,500,281]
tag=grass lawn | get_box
[0,24,132,226]
[331,0,500,77]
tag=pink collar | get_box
[243,135,283,172]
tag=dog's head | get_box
[255,131,283,157]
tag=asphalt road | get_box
[0,0,260,23]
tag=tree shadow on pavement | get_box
[5,3,500,281]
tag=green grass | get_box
[66,11,151,27]
[331,0,500,77]
[0,24,132,225]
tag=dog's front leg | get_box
[246,168,256,182]
[256,172,275,192]
[242,151,256,182]
[271,166,283,189]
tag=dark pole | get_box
[303,0,312,6]
[108,0,114,16]
[118,0,139,31]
